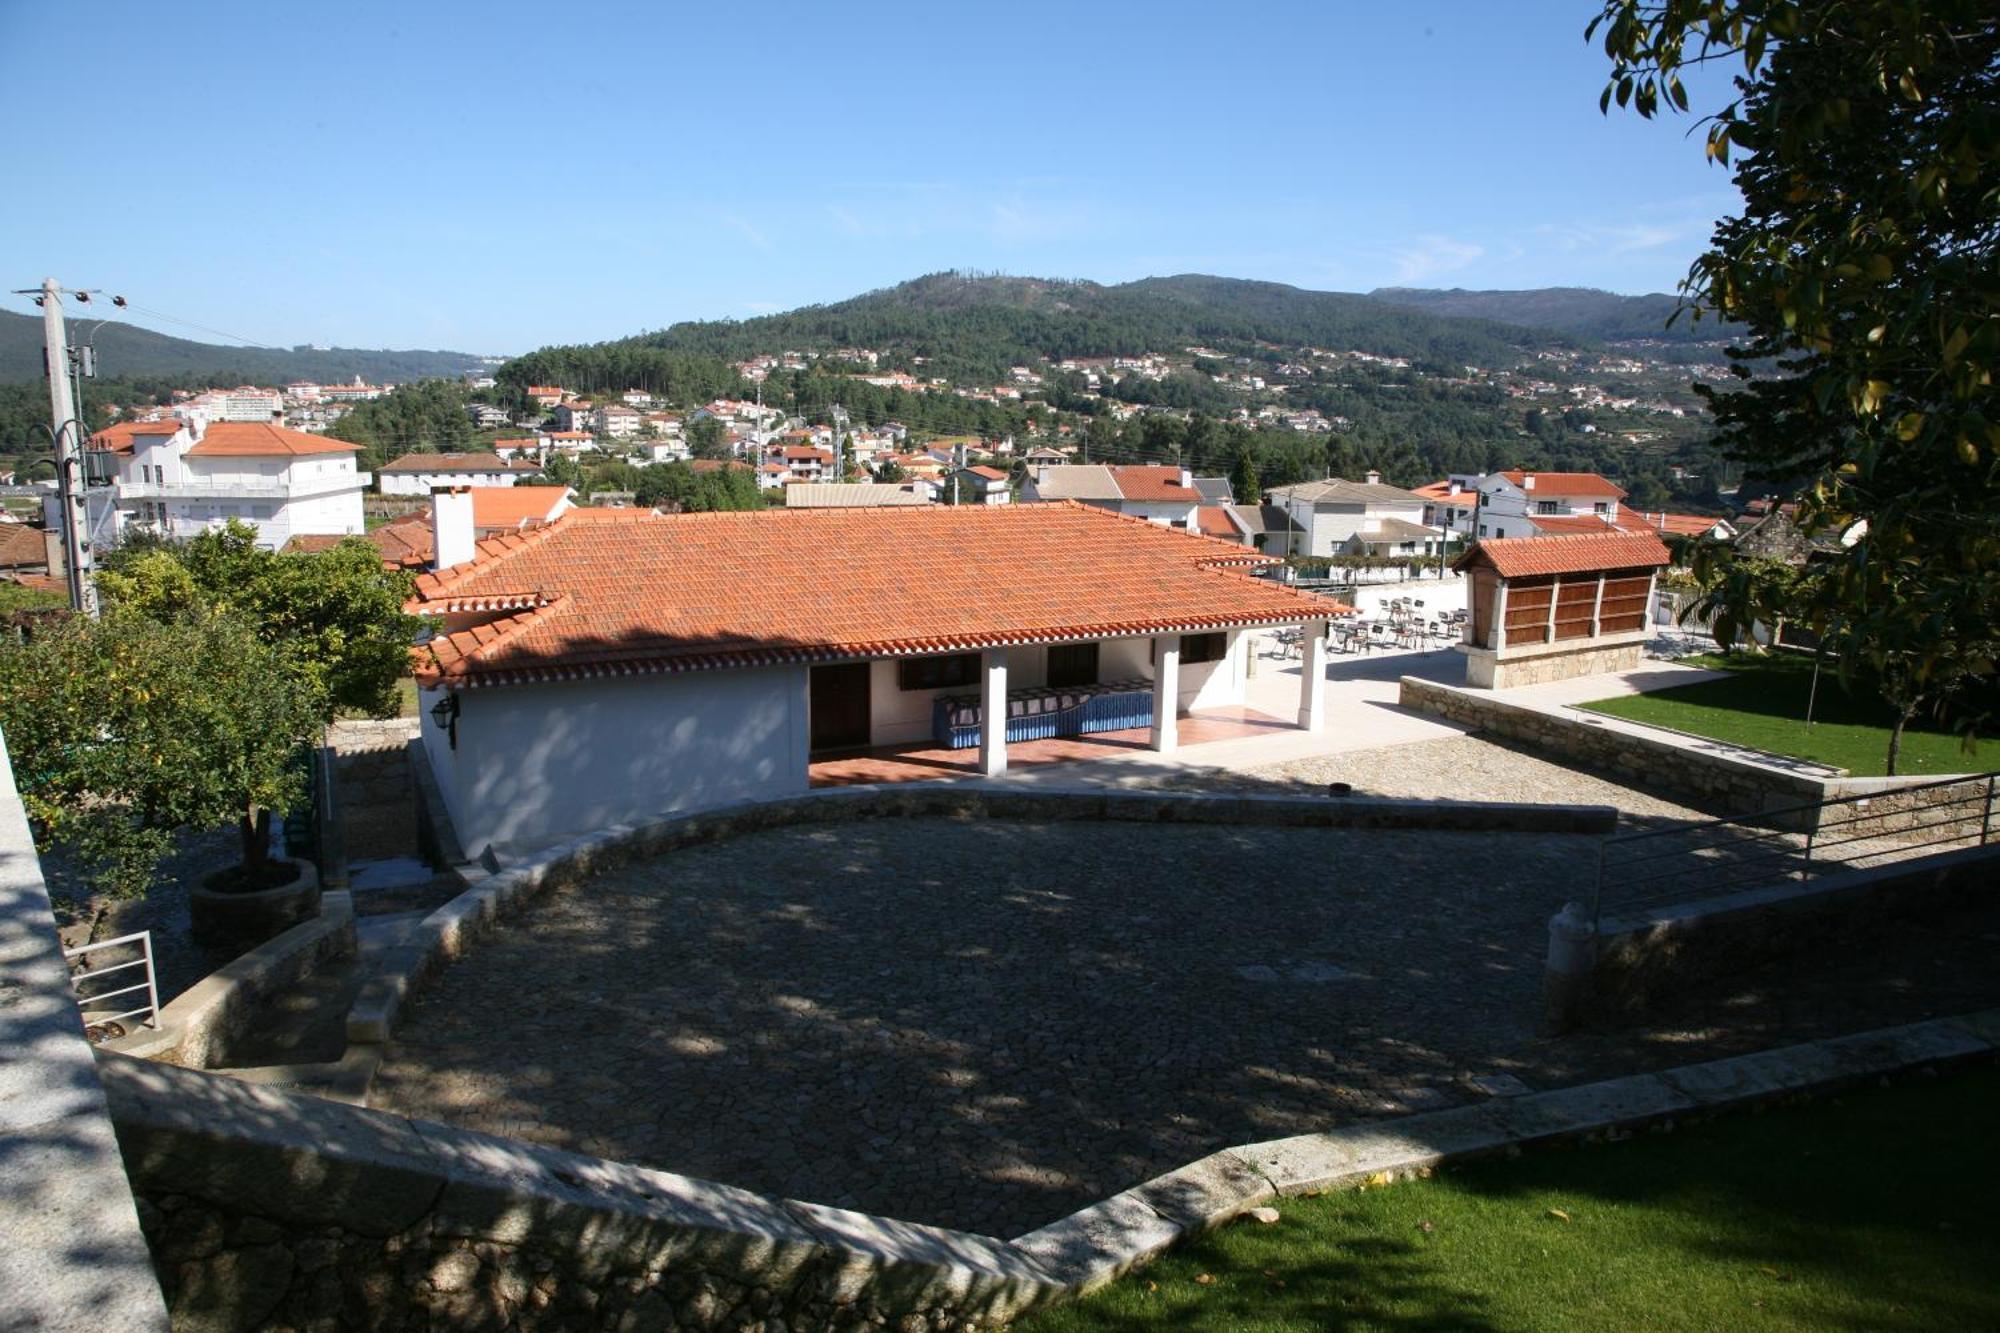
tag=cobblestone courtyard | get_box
[369,734,2000,1239]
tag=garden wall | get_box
[1583,843,2000,1019]
[1399,674,1984,830]
[0,727,170,1331]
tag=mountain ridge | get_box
[0,310,492,386]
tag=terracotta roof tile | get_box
[1498,470,1627,500]
[1454,530,1670,578]
[1106,465,1195,502]
[409,503,1332,689]
[185,421,358,457]
[470,486,574,530]
[0,522,48,567]
[380,451,539,473]
[89,419,184,453]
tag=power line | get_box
[111,299,285,351]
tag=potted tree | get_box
[0,606,322,949]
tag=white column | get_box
[1150,635,1180,753]
[1297,619,1328,731]
[978,649,1008,777]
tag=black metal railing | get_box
[1591,772,1997,929]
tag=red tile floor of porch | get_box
[809,705,1297,787]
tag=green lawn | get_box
[1578,652,1983,776]
[1025,1067,2000,1332]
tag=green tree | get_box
[1230,441,1261,505]
[95,523,419,722]
[685,416,730,460]
[1595,0,1999,769]
[0,609,320,898]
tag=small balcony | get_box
[115,472,372,502]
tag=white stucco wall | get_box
[424,666,810,856]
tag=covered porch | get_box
[804,623,1340,783]
[810,704,1294,786]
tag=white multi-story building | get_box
[1472,471,1627,541]
[1263,473,1445,558]
[376,451,542,496]
[212,385,285,422]
[88,414,369,549]
[596,404,642,439]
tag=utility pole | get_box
[40,278,99,617]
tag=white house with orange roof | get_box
[407,502,1346,855]
[87,415,369,548]
[1474,470,1628,540]
[1020,464,1205,527]
[377,451,542,495]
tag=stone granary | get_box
[1453,530,1670,688]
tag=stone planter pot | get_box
[190,859,321,952]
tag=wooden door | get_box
[809,662,872,752]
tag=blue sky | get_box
[1,1,1743,355]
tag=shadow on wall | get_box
[0,837,170,1330]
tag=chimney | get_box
[1364,469,1381,486]
[1446,480,1461,497]
[1180,466,1193,489]
[432,487,475,570]
[1521,473,1536,491]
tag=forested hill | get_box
[0,310,490,385]
[1367,286,1733,343]
[519,272,1581,388]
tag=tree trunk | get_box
[239,807,272,871]
[1885,707,1915,777]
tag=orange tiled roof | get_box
[185,422,358,457]
[1108,465,1194,502]
[1498,470,1627,500]
[1195,507,1241,540]
[0,522,48,567]
[409,502,1333,689]
[1633,511,1732,537]
[1526,513,1623,535]
[470,486,572,530]
[90,419,184,453]
[379,451,538,473]
[1455,530,1670,579]
[964,465,1009,481]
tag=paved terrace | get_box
[368,788,2000,1240]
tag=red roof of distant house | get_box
[1454,531,1670,579]
[783,446,833,462]
[964,465,1009,482]
[1107,465,1194,502]
[1497,470,1627,500]
[1630,511,1733,538]
[1526,514,1624,535]
[494,438,540,449]
[379,451,538,473]
[1195,506,1241,540]
[470,486,573,530]
[0,523,48,568]
[185,422,358,458]
[1414,479,1478,505]
[89,419,184,453]
[408,503,1329,689]
[546,431,593,441]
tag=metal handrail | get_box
[1601,771,1996,847]
[64,930,161,1037]
[1591,772,1997,929]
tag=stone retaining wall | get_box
[1398,674,1984,829]
[98,1013,2000,1333]
[110,893,356,1069]
[0,727,170,1331]
[1585,844,2000,1018]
